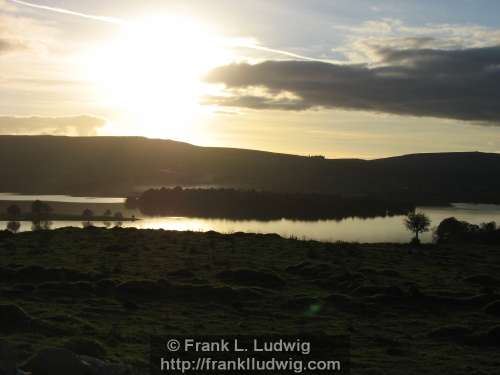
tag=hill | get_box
[1,135,499,203]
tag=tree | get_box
[404,212,431,243]
[480,221,497,232]
[81,208,94,228]
[82,209,94,220]
[103,209,112,218]
[436,217,499,244]
[6,221,20,233]
[32,220,52,231]
[6,204,21,219]
[113,211,124,227]
[31,200,52,220]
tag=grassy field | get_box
[1,227,499,374]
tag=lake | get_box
[1,194,500,242]
[0,193,125,204]
[0,193,125,203]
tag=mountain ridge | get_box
[1,135,499,202]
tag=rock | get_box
[415,294,499,309]
[379,269,401,278]
[466,326,500,347]
[216,269,285,289]
[0,339,17,375]
[14,266,93,283]
[22,347,132,375]
[359,368,385,375]
[80,355,132,375]
[386,346,406,356]
[353,285,404,297]
[63,338,106,359]
[0,230,13,242]
[1,283,35,297]
[0,304,32,332]
[120,300,139,310]
[169,284,263,303]
[13,283,36,292]
[116,279,170,297]
[103,244,127,252]
[14,265,55,282]
[352,286,387,297]
[457,294,500,307]
[167,269,195,279]
[282,296,319,310]
[485,325,500,346]
[285,262,332,279]
[22,348,91,375]
[483,300,500,316]
[324,293,357,311]
[0,267,16,282]
[94,279,117,295]
[428,325,471,340]
[366,293,405,305]
[464,275,500,287]
[316,271,364,291]
[384,286,405,297]
[36,281,95,297]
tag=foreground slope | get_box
[0,228,499,374]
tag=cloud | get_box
[0,0,17,11]
[0,38,23,54]
[6,1,329,63]
[0,17,28,55]
[204,45,500,124]
[7,0,123,24]
[205,95,309,111]
[333,19,500,63]
[0,13,56,56]
[0,115,107,136]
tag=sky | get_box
[1,0,500,158]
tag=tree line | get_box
[126,187,415,221]
[403,211,500,244]
[4,201,126,233]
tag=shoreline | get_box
[0,215,138,222]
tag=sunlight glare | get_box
[84,15,232,140]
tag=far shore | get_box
[0,214,138,222]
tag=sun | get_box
[83,15,231,140]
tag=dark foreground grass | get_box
[0,227,499,374]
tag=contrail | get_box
[250,44,333,63]
[9,0,332,63]
[8,0,124,24]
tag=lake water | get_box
[1,194,500,242]
[0,193,125,204]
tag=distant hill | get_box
[1,135,499,203]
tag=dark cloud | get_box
[0,38,22,54]
[0,115,107,136]
[204,95,310,111]
[204,45,500,124]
